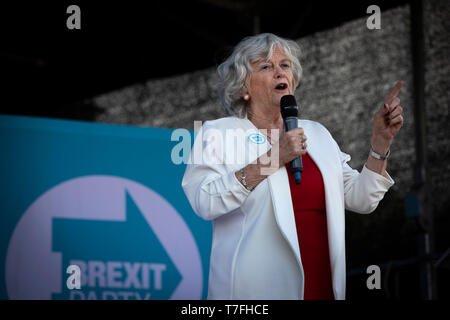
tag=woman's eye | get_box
[281,63,290,68]
[261,64,271,70]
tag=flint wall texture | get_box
[91,2,450,271]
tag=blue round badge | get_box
[248,133,266,144]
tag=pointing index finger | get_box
[385,80,404,104]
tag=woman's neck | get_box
[247,105,284,144]
[247,105,283,129]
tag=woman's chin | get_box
[273,90,290,102]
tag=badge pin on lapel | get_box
[248,133,266,144]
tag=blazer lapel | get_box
[241,118,344,296]
[268,167,302,269]
[266,119,346,297]
[266,120,335,272]
[300,120,346,298]
[238,117,302,268]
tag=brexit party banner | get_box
[0,115,211,300]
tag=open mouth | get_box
[275,83,288,91]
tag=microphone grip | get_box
[284,117,298,131]
[284,116,303,184]
[291,157,303,172]
[291,157,303,184]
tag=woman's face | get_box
[247,46,294,111]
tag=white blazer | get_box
[182,116,394,300]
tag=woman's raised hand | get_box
[371,80,405,154]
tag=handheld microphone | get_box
[280,95,303,184]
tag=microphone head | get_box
[280,95,298,118]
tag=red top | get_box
[286,153,335,300]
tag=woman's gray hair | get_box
[217,33,302,117]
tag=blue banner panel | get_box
[0,115,211,300]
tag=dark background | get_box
[1,0,408,119]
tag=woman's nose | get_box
[274,66,286,78]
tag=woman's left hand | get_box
[371,80,405,155]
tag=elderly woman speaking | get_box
[182,33,404,300]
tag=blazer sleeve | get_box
[181,121,251,221]
[339,145,395,214]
